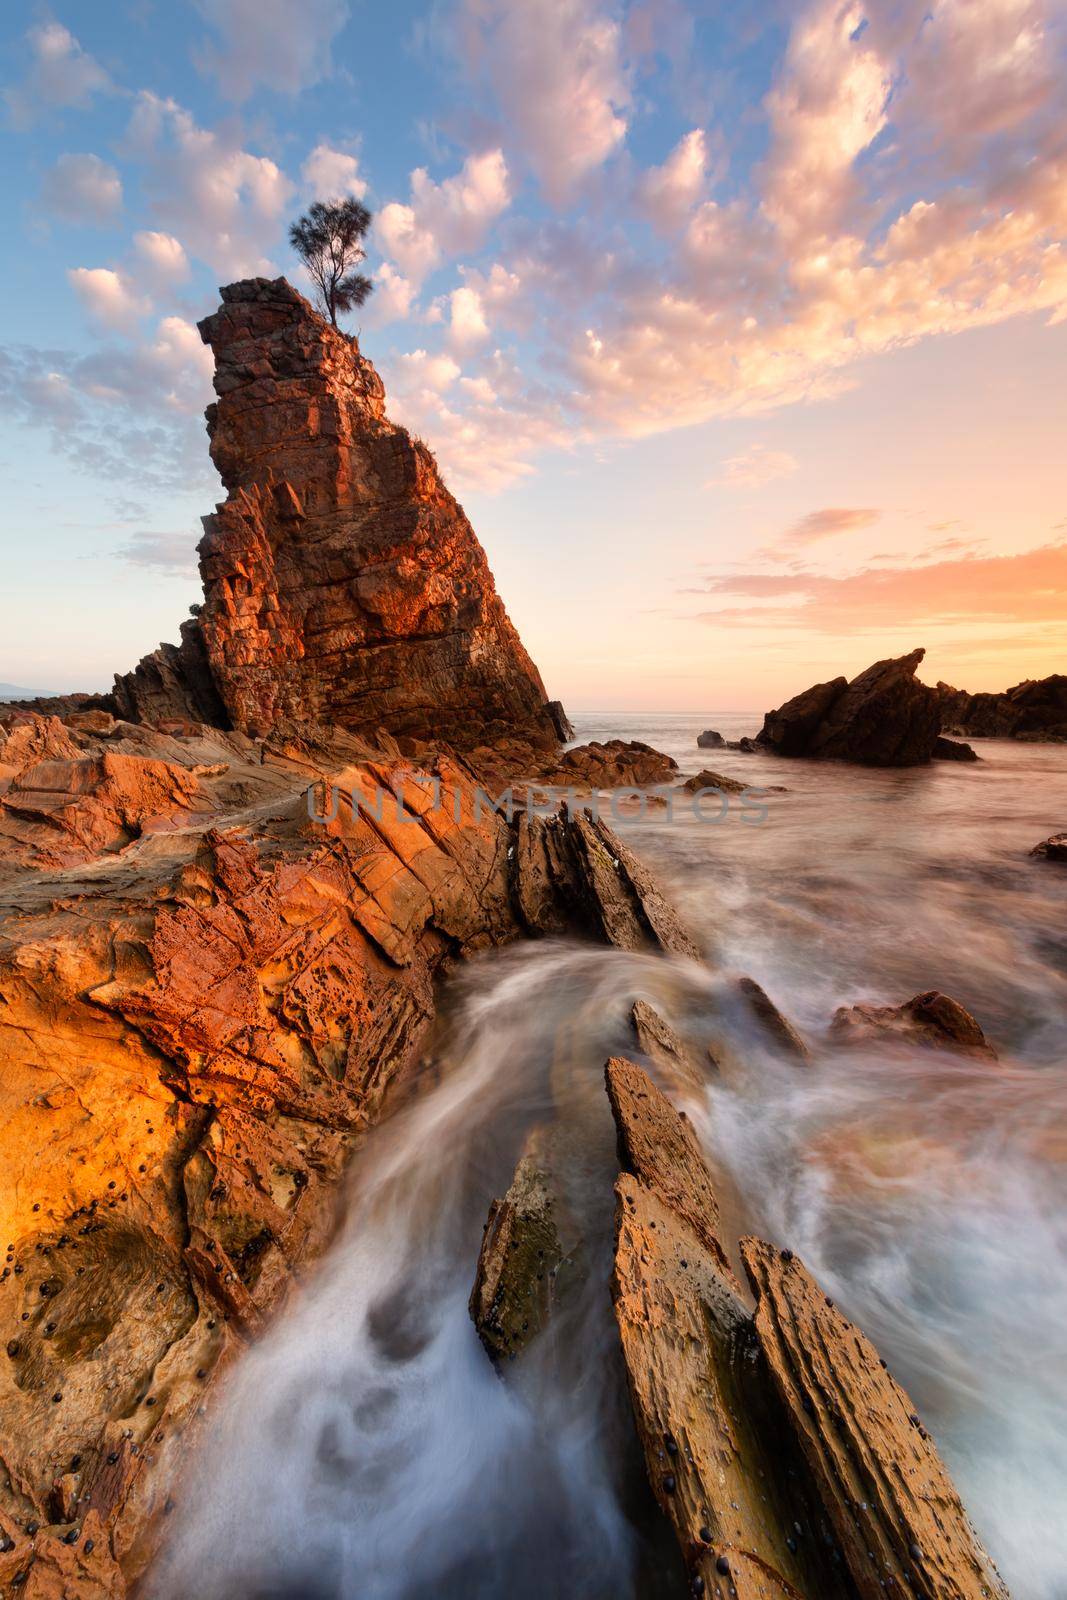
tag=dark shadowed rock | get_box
[933,735,979,761]
[830,990,997,1058]
[757,649,943,766]
[112,618,228,729]
[696,728,726,749]
[512,811,700,959]
[938,675,1067,741]
[1031,832,1067,862]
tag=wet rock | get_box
[539,739,677,790]
[607,1060,853,1600]
[830,990,997,1059]
[937,675,1067,741]
[1030,833,1067,863]
[933,735,979,762]
[696,729,725,749]
[629,999,710,1094]
[680,770,745,795]
[605,1057,730,1271]
[469,1126,579,1364]
[736,977,811,1061]
[115,277,561,755]
[757,649,943,766]
[743,1237,1011,1600]
[512,811,700,959]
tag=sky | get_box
[1,0,1065,712]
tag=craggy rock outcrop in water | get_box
[830,990,997,1058]
[604,1058,1010,1600]
[938,675,1067,741]
[115,278,559,754]
[757,649,948,766]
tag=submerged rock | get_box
[736,976,811,1061]
[680,769,746,794]
[757,648,943,766]
[1030,833,1067,862]
[830,990,997,1058]
[629,998,711,1093]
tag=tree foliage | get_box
[289,198,374,327]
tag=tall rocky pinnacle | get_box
[114,277,564,752]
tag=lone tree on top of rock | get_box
[289,198,374,327]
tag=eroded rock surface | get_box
[606,1057,1011,1600]
[114,278,561,756]
[1030,832,1067,862]
[0,706,698,1594]
[744,1237,1010,1600]
[608,1061,854,1599]
[757,649,943,766]
[830,990,997,1058]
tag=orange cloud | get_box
[694,538,1067,631]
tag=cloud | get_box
[301,142,367,199]
[767,506,881,555]
[447,285,490,349]
[124,92,294,277]
[41,154,123,224]
[365,261,417,326]
[116,530,200,574]
[904,0,1055,149]
[386,346,572,493]
[693,539,1067,631]
[68,268,152,333]
[194,0,349,99]
[5,22,111,127]
[456,0,629,205]
[133,231,190,288]
[377,149,510,283]
[760,1,893,243]
[709,444,799,490]
[638,129,708,231]
[0,322,216,499]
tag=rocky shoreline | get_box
[0,278,1020,1598]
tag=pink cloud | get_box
[693,539,1067,631]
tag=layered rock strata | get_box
[0,707,696,1595]
[472,1054,1010,1598]
[112,277,560,755]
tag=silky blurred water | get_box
[153,714,1067,1600]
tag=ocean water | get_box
[152,714,1067,1600]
